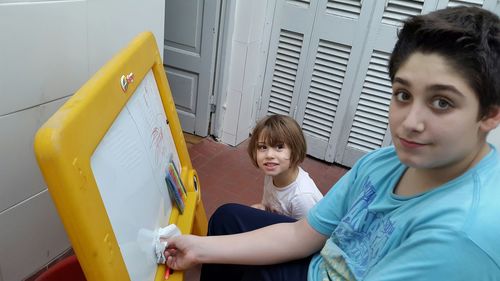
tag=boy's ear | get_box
[480,106,500,132]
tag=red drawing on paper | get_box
[151,126,167,166]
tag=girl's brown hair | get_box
[247,114,306,168]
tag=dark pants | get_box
[200,203,312,281]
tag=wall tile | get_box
[0,1,88,115]
[0,191,69,281]
[0,98,68,212]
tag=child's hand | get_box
[164,235,201,271]
[251,203,266,210]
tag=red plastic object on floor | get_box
[35,255,86,281]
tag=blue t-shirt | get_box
[307,145,500,281]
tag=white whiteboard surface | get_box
[91,70,181,281]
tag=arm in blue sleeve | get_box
[307,160,364,236]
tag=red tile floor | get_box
[26,135,349,281]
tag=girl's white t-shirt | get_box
[261,167,323,219]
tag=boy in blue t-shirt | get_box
[162,6,500,281]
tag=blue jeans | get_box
[200,203,312,281]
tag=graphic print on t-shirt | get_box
[322,177,396,279]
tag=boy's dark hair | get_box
[389,6,500,117]
[247,114,306,168]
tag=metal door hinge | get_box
[210,95,216,113]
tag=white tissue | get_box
[154,224,181,264]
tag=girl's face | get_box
[255,135,296,187]
[389,52,493,174]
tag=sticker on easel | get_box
[120,72,135,92]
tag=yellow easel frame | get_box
[34,32,207,281]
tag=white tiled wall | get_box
[0,2,86,279]
[0,109,45,211]
[0,97,72,281]
[0,0,164,280]
[220,0,272,145]
[0,190,70,281]
[0,97,68,213]
[0,0,88,115]
[86,0,166,73]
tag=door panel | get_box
[261,0,376,161]
[259,0,318,117]
[295,0,375,161]
[164,0,220,136]
[166,68,198,131]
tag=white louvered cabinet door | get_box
[437,0,496,10]
[335,0,439,167]
[293,0,377,161]
[259,0,318,117]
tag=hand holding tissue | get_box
[154,224,181,264]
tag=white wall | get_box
[217,0,273,145]
[0,1,164,280]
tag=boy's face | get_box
[389,52,490,171]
